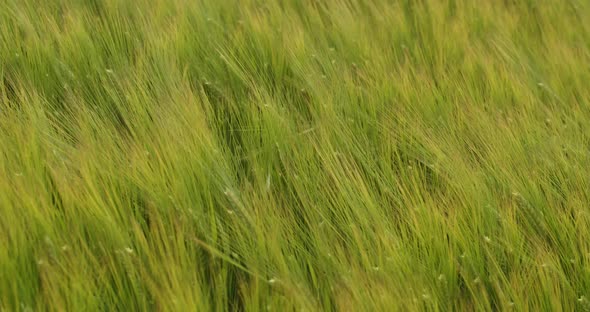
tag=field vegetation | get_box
[1,0,590,310]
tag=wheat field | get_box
[1,0,590,310]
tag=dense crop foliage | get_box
[2,0,590,310]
